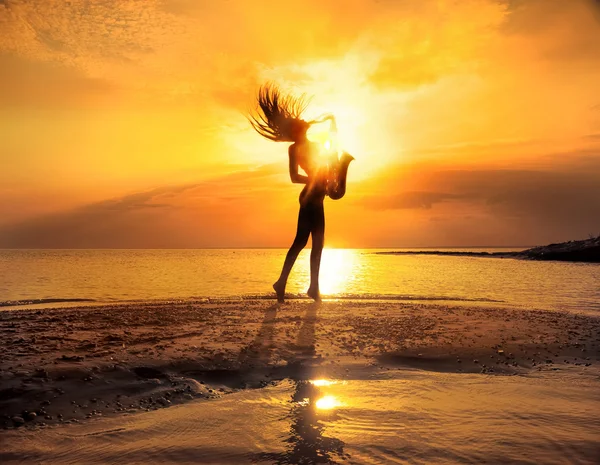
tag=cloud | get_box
[360,155,600,241]
[1,0,599,247]
[0,164,291,248]
[359,191,462,210]
[0,0,179,63]
[4,151,599,248]
[0,53,115,108]
[368,0,508,89]
[500,0,600,64]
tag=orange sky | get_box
[1,0,600,248]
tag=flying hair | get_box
[248,84,312,142]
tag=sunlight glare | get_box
[310,379,336,387]
[315,395,340,410]
[318,249,357,295]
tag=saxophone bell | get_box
[311,113,354,200]
[327,152,354,200]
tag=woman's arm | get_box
[288,145,308,184]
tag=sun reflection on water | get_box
[308,379,343,411]
[314,249,358,296]
[274,379,347,463]
[310,379,336,387]
[315,395,341,410]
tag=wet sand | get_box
[1,300,598,433]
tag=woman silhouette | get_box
[249,84,353,303]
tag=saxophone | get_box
[327,151,355,200]
[314,114,354,200]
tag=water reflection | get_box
[316,249,359,296]
[4,249,600,313]
[311,381,342,410]
[274,300,346,463]
[250,300,346,463]
[315,395,341,411]
[310,379,336,387]
[255,380,346,464]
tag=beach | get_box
[2,299,599,463]
[3,0,600,461]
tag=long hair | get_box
[248,84,312,142]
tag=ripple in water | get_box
[3,371,599,464]
[2,249,600,313]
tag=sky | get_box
[1,0,599,248]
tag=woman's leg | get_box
[307,202,325,301]
[273,206,311,302]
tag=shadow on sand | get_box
[249,302,347,464]
[238,304,279,366]
[296,302,318,356]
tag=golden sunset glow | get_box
[2,4,599,459]
[310,379,337,387]
[1,0,599,247]
[315,395,341,410]
[312,249,358,295]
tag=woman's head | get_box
[248,84,312,143]
[289,119,310,142]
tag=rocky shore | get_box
[518,235,600,262]
[377,235,600,263]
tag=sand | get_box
[1,299,599,433]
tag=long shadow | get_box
[238,304,279,367]
[295,302,319,357]
[238,301,320,370]
[238,304,279,366]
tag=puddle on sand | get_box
[2,371,599,464]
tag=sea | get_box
[1,248,599,313]
[2,248,600,464]
[5,373,600,464]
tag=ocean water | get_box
[1,248,599,313]
[4,372,599,464]
[2,250,599,464]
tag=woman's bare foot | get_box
[273,281,285,303]
[307,286,321,302]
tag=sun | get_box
[308,101,363,155]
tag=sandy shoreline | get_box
[1,300,599,431]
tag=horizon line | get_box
[0,245,536,250]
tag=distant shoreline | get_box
[376,250,520,258]
[376,236,600,263]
